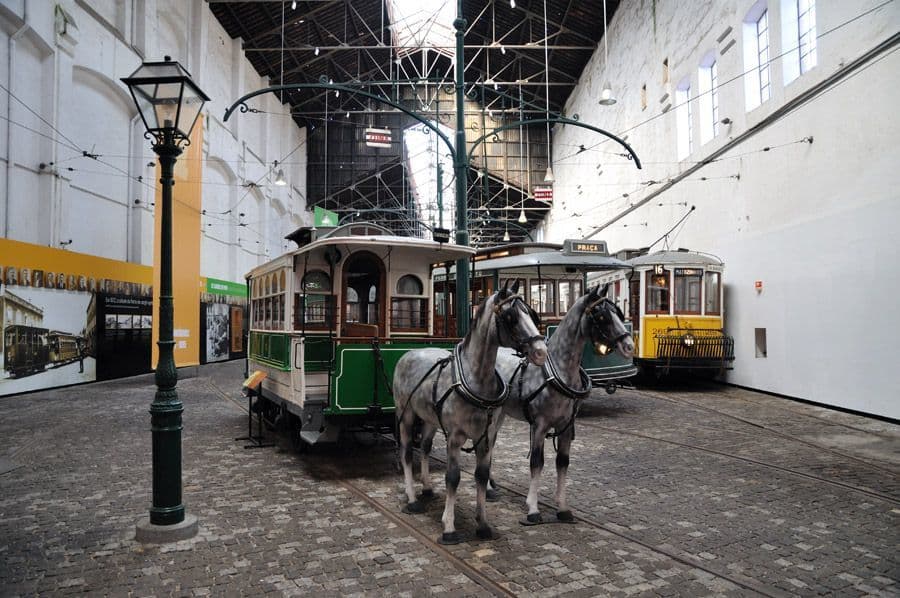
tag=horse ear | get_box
[588,284,600,299]
[600,283,610,298]
[511,280,520,295]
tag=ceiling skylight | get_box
[387,0,456,58]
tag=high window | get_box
[743,2,771,111]
[698,54,719,144]
[675,78,693,160]
[782,0,817,84]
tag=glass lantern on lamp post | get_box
[122,56,209,543]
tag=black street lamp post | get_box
[122,56,209,543]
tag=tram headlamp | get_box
[594,342,611,356]
[681,333,695,348]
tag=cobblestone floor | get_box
[0,361,897,597]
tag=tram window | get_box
[367,285,378,323]
[393,275,427,331]
[558,280,583,313]
[705,271,721,315]
[396,275,423,295]
[646,270,670,314]
[674,269,702,314]
[298,271,333,328]
[529,281,555,316]
[345,288,360,323]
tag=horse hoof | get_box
[556,510,576,523]
[438,531,463,545]
[418,489,435,500]
[485,488,500,502]
[519,512,543,526]
[475,525,496,540]
[402,501,425,514]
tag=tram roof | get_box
[247,232,475,278]
[626,250,724,268]
[440,250,629,276]
[475,252,629,272]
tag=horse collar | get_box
[542,354,592,401]
[451,344,509,409]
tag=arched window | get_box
[396,274,423,295]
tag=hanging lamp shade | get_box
[274,168,287,186]
[599,83,616,105]
[503,230,510,242]
[543,165,555,183]
[518,208,528,224]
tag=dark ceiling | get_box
[208,0,618,245]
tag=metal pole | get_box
[149,127,185,526]
[453,0,470,336]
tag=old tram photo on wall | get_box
[0,279,95,396]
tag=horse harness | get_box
[493,293,544,357]
[509,352,592,440]
[401,293,535,452]
[588,297,631,352]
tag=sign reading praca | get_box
[365,128,392,148]
[534,185,553,203]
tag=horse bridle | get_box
[493,293,544,356]
[587,297,630,354]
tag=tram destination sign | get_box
[365,128,392,148]
[534,185,553,203]
[563,239,608,256]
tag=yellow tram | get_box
[591,249,735,377]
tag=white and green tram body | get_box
[245,223,474,445]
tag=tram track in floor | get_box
[624,387,900,476]
[325,469,517,598]
[682,383,898,439]
[417,443,790,598]
[575,418,900,505]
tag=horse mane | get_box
[469,291,494,333]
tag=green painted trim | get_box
[248,331,291,371]
[327,341,454,415]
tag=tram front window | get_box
[342,251,384,335]
[704,271,721,315]
[558,280,582,313]
[647,269,670,314]
[530,281,555,316]
[674,268,702,314]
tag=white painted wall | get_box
[546,0,900,419]
[0,0,310,284]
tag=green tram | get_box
[245,223,474,447]
[433,239,638,392]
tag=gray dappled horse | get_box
[393,282,548,544]
[495,284,634,524]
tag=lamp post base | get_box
[135,514,199,544]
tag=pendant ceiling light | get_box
[598,0,617,105]
[518,208,527,224]
[274,160,287,186]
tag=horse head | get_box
[585,284,635,359]
[492,280,548,366]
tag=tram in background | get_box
[433,239,637,390]
[3,325,83,378]
[245,223,474,448]
[590,248,735,378]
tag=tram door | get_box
[342,251,385,337]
